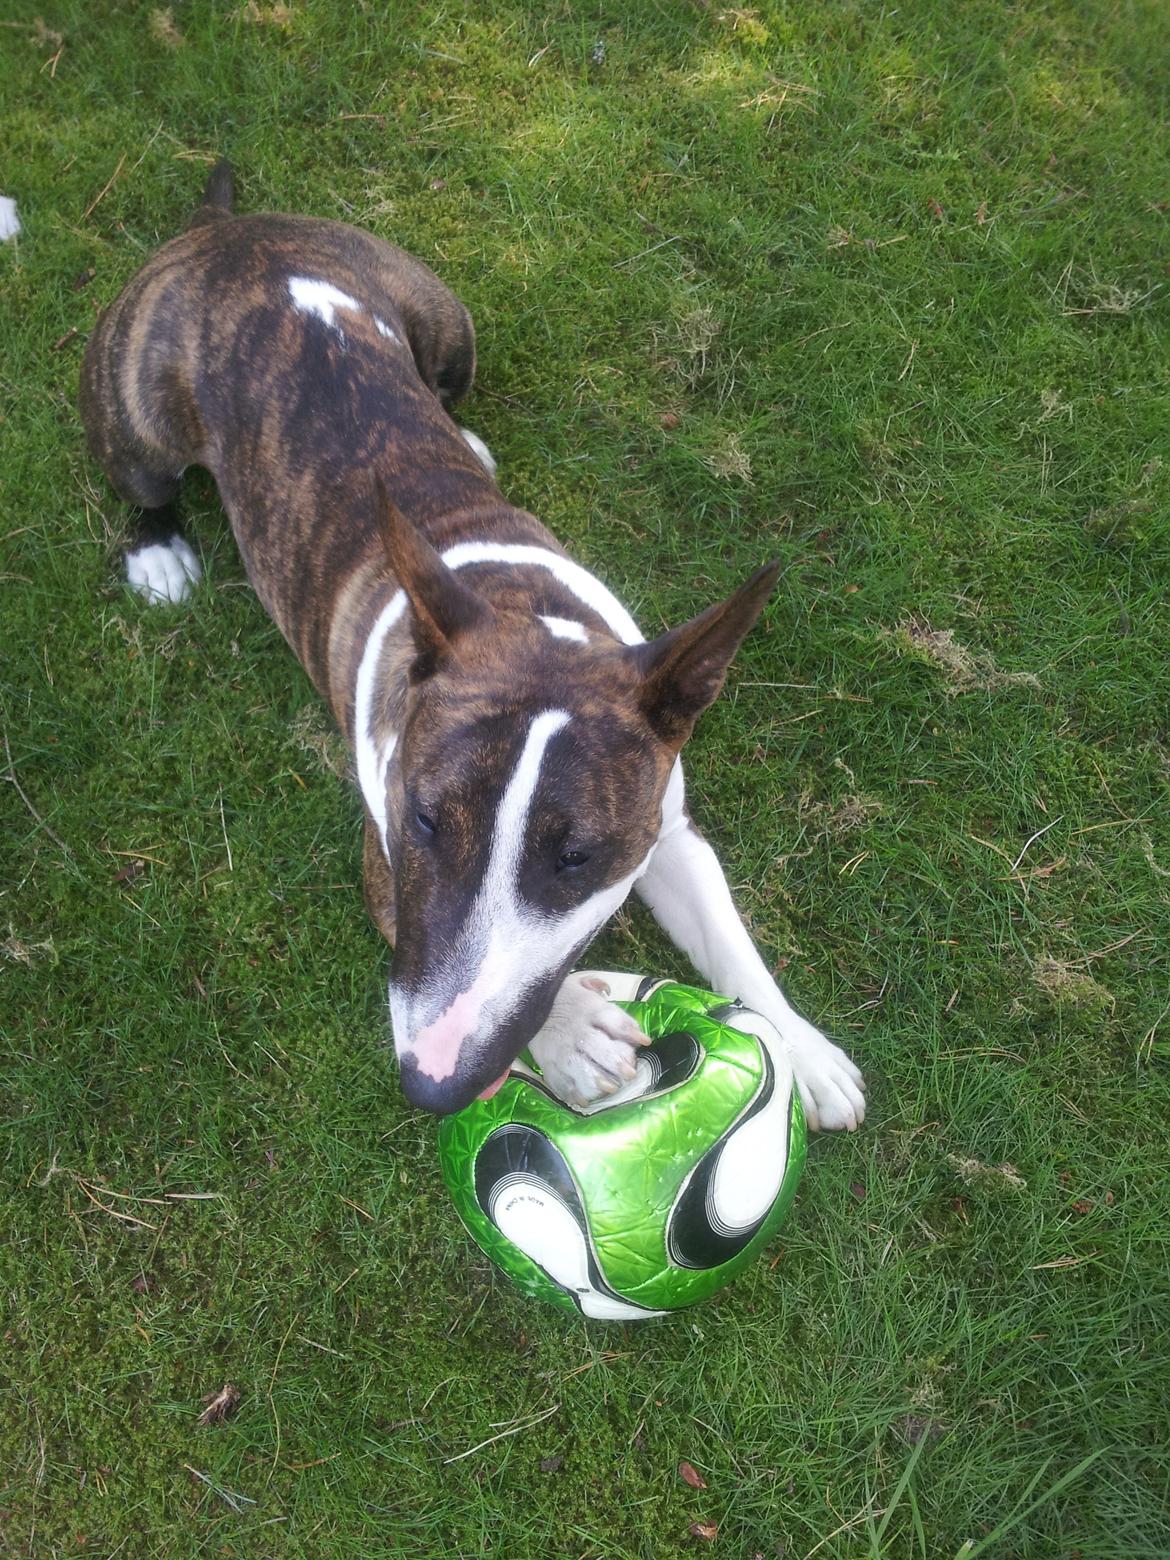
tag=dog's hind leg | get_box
[81,311,204,606]
[87,445,202,606]
[636,821,866,1132]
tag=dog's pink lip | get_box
[477,1071,510,1101]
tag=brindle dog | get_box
[80,164,866,1127]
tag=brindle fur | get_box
[80,164,786,1112]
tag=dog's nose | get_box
[397,1052,483,1115]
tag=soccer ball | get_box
[437,974,806,1319]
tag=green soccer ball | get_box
[437,974,806,1319]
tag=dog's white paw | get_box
[0,197,21,243]
[125,535,202,605]
[777,1011,866,1132]
[528,973,650,1108]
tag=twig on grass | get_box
[2,729,74,858]
[442,1400,559,1464]
[182,1464,256,1513]
[268,1313,299,1476]
[82,153,127,221]
[218,792,233,872]
[1009,814,1064,873]
[75,1179,159,1230]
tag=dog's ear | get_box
[374,478,490,674]
[627,562,782,747]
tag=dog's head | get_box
[374,484,779,1113]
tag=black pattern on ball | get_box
[666,1048,784,1269]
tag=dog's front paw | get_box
[528,973,649,1108]
[778,1011,866,1132]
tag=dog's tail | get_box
[189,159,235,227]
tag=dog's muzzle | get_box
[390,973,565,1115]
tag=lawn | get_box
[2,2,1168,1555]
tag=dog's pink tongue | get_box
[477,1072,509,1101]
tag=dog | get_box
[80,163,865,1130]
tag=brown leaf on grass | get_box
[198,1383,241,1426]
[689,1520,718,1540]
[678,1459,707,1489]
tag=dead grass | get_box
[888,616,1041,696]
[148,8,183,48]
[1032,957,1115,1012]
[946,1155,1028,1192]
[288,705,349,780]
[704,432,753,482]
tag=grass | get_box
[2,1,1168,1555]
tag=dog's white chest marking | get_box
[288,276,402,345]
[354,545,641,858]
[0,197,20,243]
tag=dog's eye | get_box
[556,849,590,872]
[415,811,437,838]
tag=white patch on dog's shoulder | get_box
[288,276,362,332]
[459,428,497,476]
[125,536,202,605]
[441,542,643,645]
[0,197,20,242]
[374,316,401,344]
[540,614,588,643]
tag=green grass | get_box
[2,1,1169,1555]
